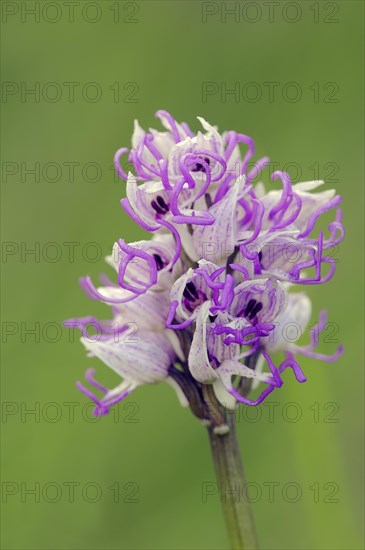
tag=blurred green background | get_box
[1,1,364,548]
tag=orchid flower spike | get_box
[66,111,344,425]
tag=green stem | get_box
[207,412,259,550]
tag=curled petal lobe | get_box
[117,239,158,294]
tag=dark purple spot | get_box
[153,254,164,271]
[151,195,169,216]
[240,299,263,322]
[249,302,262,320]
[183,281,199,301]
[191,156,211,173]
[207,350,219,369]
[182,281,207,313]
[156,196,169,211]
[205,193,212,209]
[244,299,256,318]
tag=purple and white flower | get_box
[66,110,344,421]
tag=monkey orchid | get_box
[66,111,344,549]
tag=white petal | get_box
[165,329,185,362]
[292,180,325,192]
[125,173,160,229]
[82,331,173,384]
[251,353,265,390]
[254,182,266,197]
[212,379,237,410]
[132,119,146,149]
[216,359,274,390]
[188,302,219,383]
[193,183,242,264]
[102,380,135,402]
[112,290,171,330]
[197,116,221,142]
